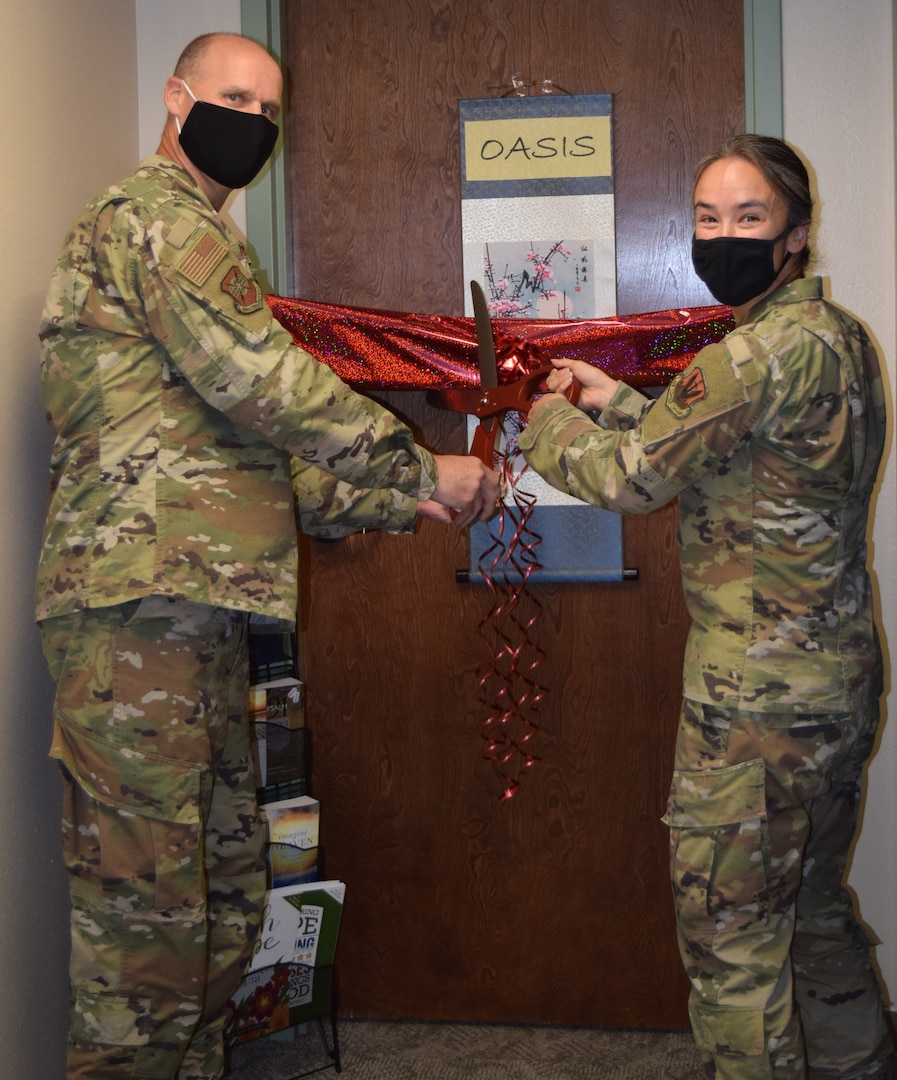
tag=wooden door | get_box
[283,0,744,1027]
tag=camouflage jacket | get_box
[519,277,886,713]
[37,156,436,623]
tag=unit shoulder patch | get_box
[221,265,263,314]
[666,367,707,419]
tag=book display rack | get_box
[226,623,344,1076]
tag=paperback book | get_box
[249,678,306,789]
[262,793,320,886]
[226,880,346,1044]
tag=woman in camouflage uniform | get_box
[520,135,894,1080]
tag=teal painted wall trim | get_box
[241,0,290,295]
[241,0,785,293]
[744,0,783,137]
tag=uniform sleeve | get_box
[598,380,654,431]
[517,340,769,513]
[139,212,435,499]
[292,449,436,539]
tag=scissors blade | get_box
[471,280,499,388]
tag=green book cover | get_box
[226,880,346,1044]
[250,880,345,971]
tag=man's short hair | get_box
[173,32,244,81]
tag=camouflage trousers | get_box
[664,698,895,1080]
[40,598,267,1080]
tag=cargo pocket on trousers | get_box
[691,1000,767,1058]
[50,714,203,910]
[663,757,769,932]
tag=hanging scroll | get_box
[460,92,616,318]
[459,93,622,583]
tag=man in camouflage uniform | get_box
[37,32,497,1080]
[519,135,894,1079]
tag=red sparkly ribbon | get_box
[266,295,733,390]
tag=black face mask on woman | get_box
[176,80,279,190]
[691,225,792,307]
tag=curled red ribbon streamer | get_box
[475,440,549,801]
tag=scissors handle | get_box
[513,364,581,412]
[431,364,580,418]
[467,365,581,466]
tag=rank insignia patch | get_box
[221,266,263,314]
[177,234,228,287]
[666,367,707,419]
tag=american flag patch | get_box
[177,233,228,287]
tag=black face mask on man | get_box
[691,225,792,307]
[176,80,279,190]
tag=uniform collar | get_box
[137,154,218,214]
[740,275,824,322]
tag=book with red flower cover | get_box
[226,880,346,1044]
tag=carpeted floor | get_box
[226,1019,705,1079]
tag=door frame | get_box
[240,0,783,297]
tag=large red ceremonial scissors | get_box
[427,281,580,466]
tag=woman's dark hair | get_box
[693,134,813,274]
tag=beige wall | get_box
[0,2,239,1074]
[1,1,894,1074]
[782,0,897,1002]
[0,2,138,1074]
[136,1,247,233]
